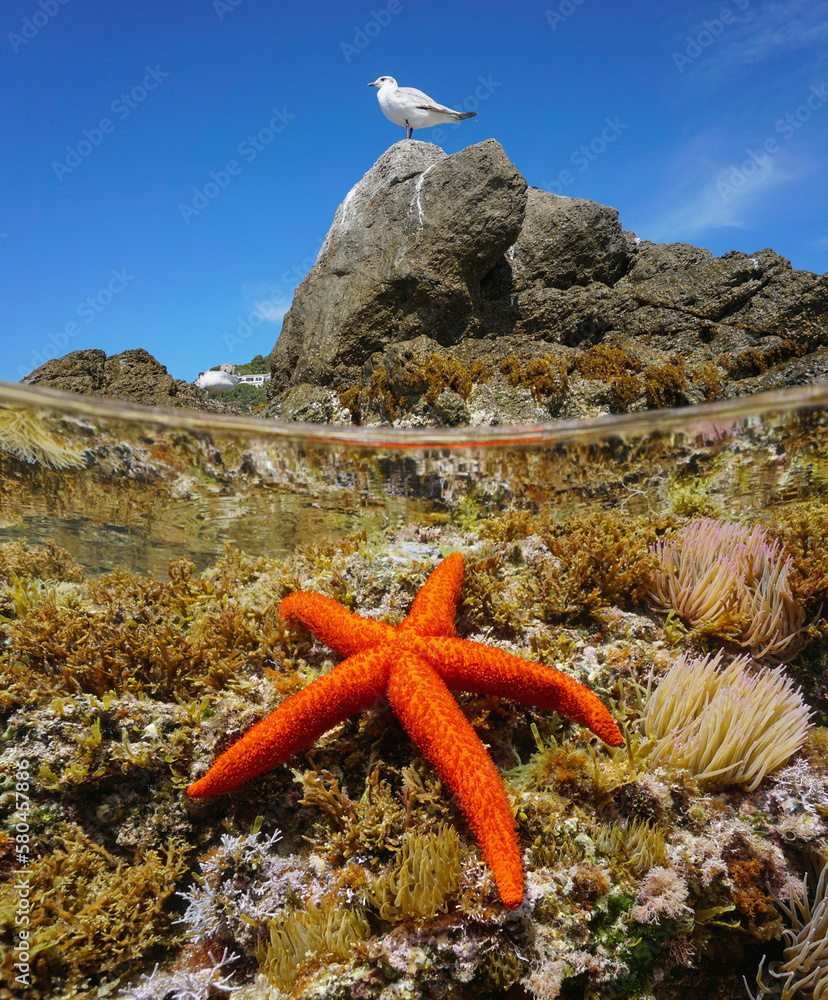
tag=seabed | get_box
[2,381,828,1000]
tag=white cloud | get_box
[635,130,815,242]
[670,0,828,83]
[253,300,290,323]
[240,282,292,324]
[723,0,828,66]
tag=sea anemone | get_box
[371,823,463,921]
[0,404,88,470]
[642,651,812,792]
[649,519,805,659]
[594,817,668,878]
[745,862,828,1000]
[258,900,371,987]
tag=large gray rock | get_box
[260,139,824,425]
[21,141,826,425]
[268,138,528,391]
[512,189,632,291]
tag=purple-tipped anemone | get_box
[649,519,807,659]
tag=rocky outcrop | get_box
[25,141,825,426]
[23,349,240,413]
[268,138,528,392]
[265,139,828,426]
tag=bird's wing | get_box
[416,102,457,113]
[395,86,459,114]
[395,86,433,102]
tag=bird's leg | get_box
[405,119,413,139]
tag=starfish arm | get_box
[187,647,392,797]
[398,552,464,637]
[419,637,624,748]
[387,646,524,908]
[280,591,395,656]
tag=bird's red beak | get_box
[368,81,379,87]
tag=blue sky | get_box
[3,0,827,384]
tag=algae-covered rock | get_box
[23,348,240,413]
[265,383,353,424]
[5,491,828,1000]
[262,141,827,427]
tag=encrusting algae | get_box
[2,500,828,1000]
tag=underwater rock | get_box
[7,517,828,1000]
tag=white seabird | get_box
[368,76,477,139]
[196,370,241,395]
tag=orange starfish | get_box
[187,553,623,908]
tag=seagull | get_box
[368,76,477,139]
[196,370,241,395]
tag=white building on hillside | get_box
[215,364,270,386]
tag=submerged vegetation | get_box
[2,496,828,999]
[0,404,89,470]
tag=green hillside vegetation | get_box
[235,354,269,374]
[222,382,267,411]
[205,354,270,411]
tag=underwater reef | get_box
[2,496,828,1000]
